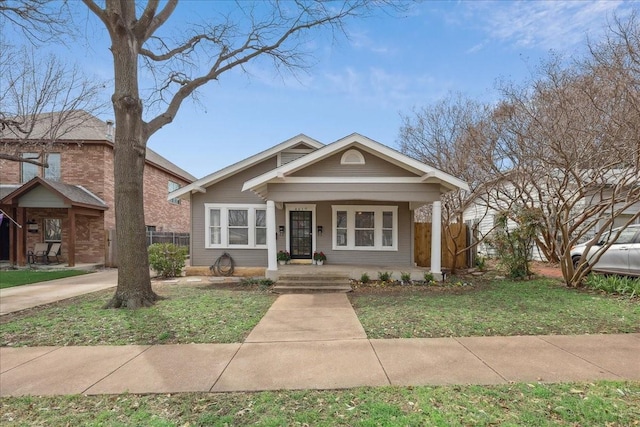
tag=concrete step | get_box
[274,273,352,293]
[277,275,349,282]
[272,284,353,294]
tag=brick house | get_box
[0,111,195,266]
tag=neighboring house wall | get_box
[1,140,193,264]
[142,163,191,232]
[463,180,640,262]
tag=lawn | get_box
[350,278,640,338]
[0,269,89,289]
[1,381,638,426]
[1,277,639,425]
[0,282,276,346]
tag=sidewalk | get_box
[0,269,118,315]
[1,293,639,396]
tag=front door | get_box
[290,210,312,259]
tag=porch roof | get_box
[0,177,108,211]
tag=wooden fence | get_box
[414,222,468,269]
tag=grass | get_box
[584,274,640,296]
[1,276,639,424]
[350,278,640,338]
[0,282,276,346]
[0,381,638,426]
[0,269,89,289]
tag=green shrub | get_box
[423,272,434,282]
[360,272,370,283]
[259,278,274,287]
[488,208,544,279]
[400,272,411,283]
[475,255,486,271]
[584,274,640,296]
[378,271,392,282]
[148,243,188,278]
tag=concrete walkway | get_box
[1,293,639,396]
[0,269,118,315]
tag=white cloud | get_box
[323,66,445,109]
[346,29,394,55]
[464,0,629,51]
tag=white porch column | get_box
[430,200,442,275]
[266,200,278,277]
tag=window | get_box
[168,181,181,204]
[44,153,61,181]
[228,209,249,245]
[21,152,61,182]
[336,210,347,247]
[255,209,267,245]
[21,153,39,182]
[44,218,62,242]
[355,211,375,247]
[332,205,398,250]
[205,204,267,248]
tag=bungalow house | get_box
[0,111,195,267]
[170,133,469,279]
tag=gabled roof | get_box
[0,177,108,210]
[0,110,110,141]
[1,110,196,183]
[170,134,324,199]
[242,133,470,194]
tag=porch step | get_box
[273,273,352,294]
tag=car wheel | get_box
[573,256,587,271]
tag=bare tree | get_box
[75,0,396,308]
[398,93,498,272]
[490,19,640,286]
[0,0,71,43]
[0,45,108,167]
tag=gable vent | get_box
[341,149,365,165]
[279,149,313,166]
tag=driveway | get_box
[0,269,118,315]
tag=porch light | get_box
[279,225,285,236]
[317,225,323,236]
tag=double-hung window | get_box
[205,204,267,248]
[332,205,398,250]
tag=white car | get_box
[571,225,640,277]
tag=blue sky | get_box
[8,1,638,178]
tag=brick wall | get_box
[143,165,191,232]
[1,141,191,233]
[24,208,106,263]
[1,140,193,264]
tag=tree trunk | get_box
[102,4,160,309]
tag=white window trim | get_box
[205,203,268,249]
[332,205,398,251]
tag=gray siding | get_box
[313,201,413,266]
[291,149,418,178]
[190,157,277,267]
